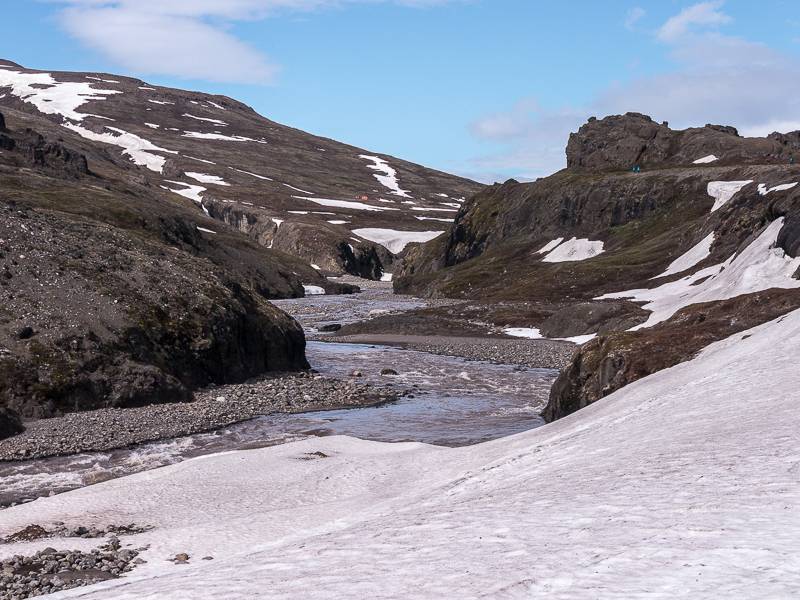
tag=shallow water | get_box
[0,341,555,506]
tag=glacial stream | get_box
[0,287,557,506]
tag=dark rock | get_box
[0,407,23,440]
[543,289,800,422]
[319,324,342,332]
[16,326,34,340]
[380,368,398,376]
[0,111,5,131]
[566,112,794,172]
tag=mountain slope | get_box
[0,60,483,278]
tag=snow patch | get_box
[183,113,228,126]
[303,285,325,295]
[327,220,348,225]
[411,207,458,213]
[183,131,267,144]
[351,228,444,254]
[381,273,394,282]
[707,180,753,212]
[64,123,177,173]
[654,232,715,279]
[295,197,399,212]
[206,101,226,110]
[536,238,564,254]
[359,154,412,198]
[599,218,800,329]
[185,172,230,186]
[692,154,718,164]
[147,99,174,106]
[541,238,604,262]
[230,168,272,181]
[0,68,121,121]
[758,182,798,195]
[144,122,159,129]
[196,227,216,234]
[416,216,455,223]
[186,156,216,165]
[283,183,314,195]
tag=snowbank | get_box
[600,218,800,328]
[351,228,445,254]
[653,232,715,279]
[4,309,800,599]
[707,180,752,212]
[359,154,412,198]
[541,237,605,262]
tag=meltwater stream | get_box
[0,341,556,506]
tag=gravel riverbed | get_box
[330,334,577,370]
[0,373,399,461]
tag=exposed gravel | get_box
[331,334,577,370]
[0,536,143,599]
[0,373,400,461]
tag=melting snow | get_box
[707,180,753,212]
[147,99,175,106]
[271,218,284,228]
[303,285,325,295]
[758,182,798,195]
[693,154,719,164]
[359,154,412,198]
[206,101,226,110]
[183,113,228,126]
[288,211,309,215]
[416,216,455,223]
[64,123,177,173]
[327,220,348,225]
[0,68,121,121]
[294,196,399,212]
[599,217,800,329]
[196,227,216,234]
[351,228,444,254]
[183,131,266,144]
[138,86,156,91]
[654,232,715,279]
[185,172,230,186]
[144,122,159,129]
[541,238,604,262]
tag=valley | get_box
[1,57,799,599]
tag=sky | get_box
[3,0,800,182]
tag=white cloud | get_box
[657,1,731,41]
[624,6,645,31]
[54,0,461,84]
[466,2,800,181]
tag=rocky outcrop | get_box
[543,289,800,422]
[566,112,798,172]
[0,119,319,422]
[0,407,23,440]
[0,115,89,178]
[538,301,648,338]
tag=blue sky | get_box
[3,1,800,181]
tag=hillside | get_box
[396,113,800,417]
[0,60,483,279]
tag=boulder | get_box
[0,407,23,440]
